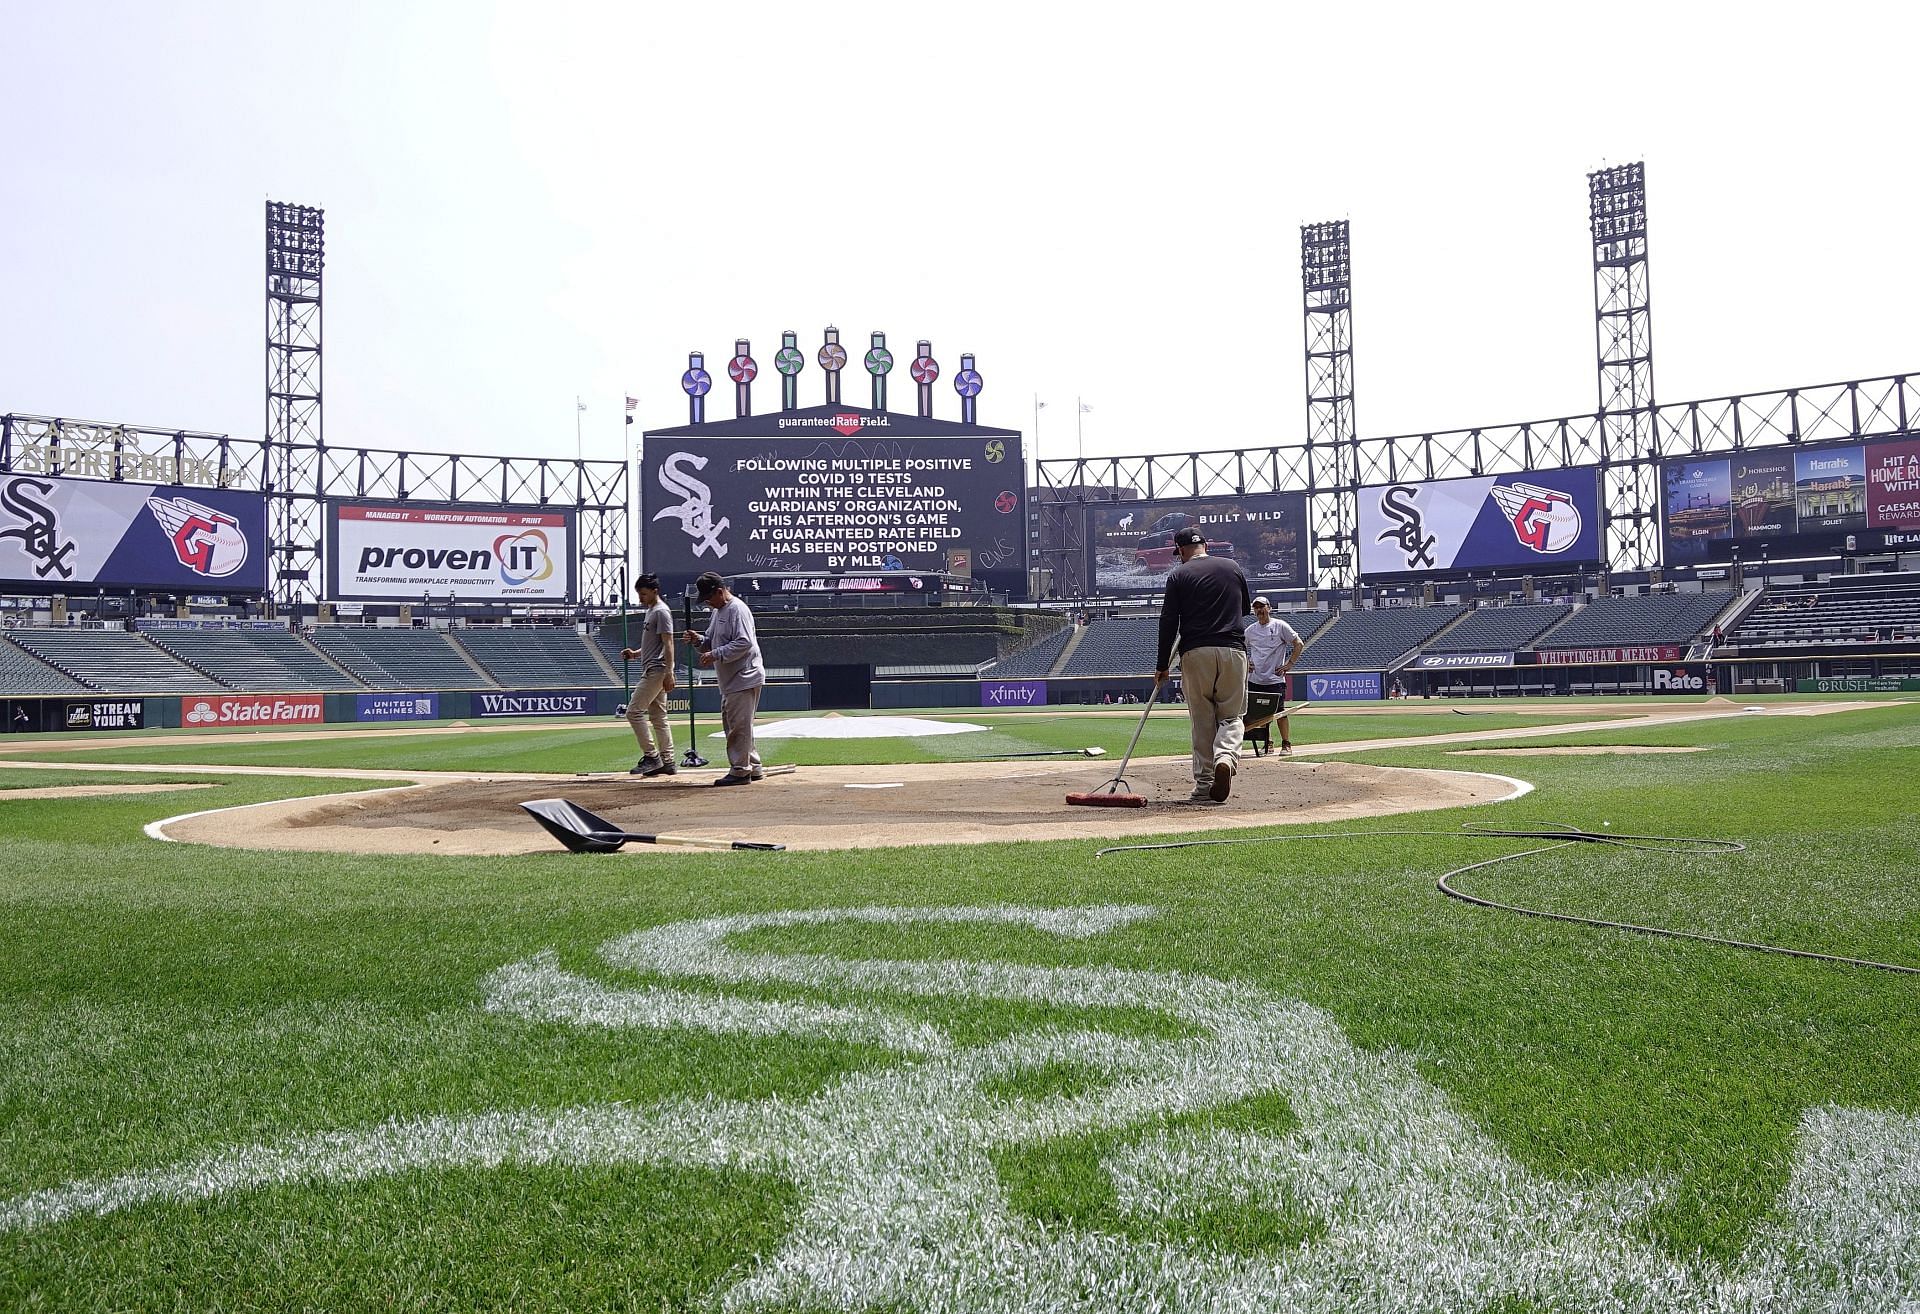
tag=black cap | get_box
[1172,527,1206,546]
[694,571,727,599]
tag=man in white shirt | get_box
[1244,597,1305,757]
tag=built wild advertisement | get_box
[1358,468,1604,581]
[1084,494,1307,592]
[640,418,1027,598]
[0,472,268,593]
[326,501,576,603]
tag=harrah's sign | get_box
[181,694,324,726]
[1536,645,1684,666]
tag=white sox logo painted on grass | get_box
[4,904,1916,1311]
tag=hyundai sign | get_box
[1357,468,1604,582]
[326,501,577,603]
[0,472,268,593]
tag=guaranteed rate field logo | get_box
[1489,481,1583,555]
[492,528,554,587]
[145,495,250,578]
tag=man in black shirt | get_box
[1153,526,1253,802]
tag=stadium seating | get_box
[983,626,1075,678]
[1056,611,1327,677]
[1536,592,1734,649]
[306,627,495,690]
[456,628,618,688]
[0,634,91,694]
[1727,574,1920,650]
[144,628,359,692]
[1424,603,1572,653]
[6,628,225,693]
[1296,605,1465,672]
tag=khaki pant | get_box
[1179,645,1247,784]
[720,684,763,776]
[626,668,674,759]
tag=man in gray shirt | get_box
[620,573,676,776]
[683,571,766,785]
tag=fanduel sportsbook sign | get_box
[1301,672,1382,702]
[1357,469,1603,582]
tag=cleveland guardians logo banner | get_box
[1357,469,1602,579]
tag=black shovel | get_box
[520,798,785,852]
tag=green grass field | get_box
[1,699,1916,1311]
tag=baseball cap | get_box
[1172,527,1206,546]
[1252,596,1271,608]
[694,571,727,599]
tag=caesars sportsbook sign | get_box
[640,432,1028,598]
[0,472,267,592]
[1357,468,1604,582]
[327,501,576,603]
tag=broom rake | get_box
[1066,679,1161,809]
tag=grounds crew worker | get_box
[620,573,676,776]
[1153,526,1253,802]
[683,571,766,786]
[1244,597,1305,757]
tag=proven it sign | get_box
[327,501,576,603]
[181,694,323,726]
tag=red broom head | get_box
[1065,792,1149,809]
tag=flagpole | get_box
[575,396,584,465]
[1032,394,1044,487]
[1076,396,1083,463]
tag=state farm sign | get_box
[180,694,324,726]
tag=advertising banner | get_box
[1647,664,1712,694]
[0,472,268,593]
[1357,468,1603,581]
[356,692,441,722]
[62,699,146,731]
[1537,645,1685,665]
[978,679,1047,707]
[1413,652,1515,669]
[328,502,576,603]
[1798,675,1920,693]
[181,693,324,726]
[1663,436,1920,564]
[474,689,595,718]
[1299,671,1382,702]
[640,431,1027,599]
[1084,493,1307,592]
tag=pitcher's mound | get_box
[157,758,1523,855]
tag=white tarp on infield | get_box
[711,715,988,740]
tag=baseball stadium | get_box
[4,173,1919,1313]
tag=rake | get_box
[1066,680,1159,809]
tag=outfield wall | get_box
[1,682,811,735]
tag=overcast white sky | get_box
[4,2,1917,472]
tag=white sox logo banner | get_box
[1357,469,1602,581]
[0,473,267,592]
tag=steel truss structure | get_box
[1302,221,1357,588]
[1589,163,1660,571]
[1033,371,1920,588]
[0,413,629,609]
[266,201,325,608]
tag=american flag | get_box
[624,396,638,412]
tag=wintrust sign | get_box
[181,694,323,726]
[475,690,594,718]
